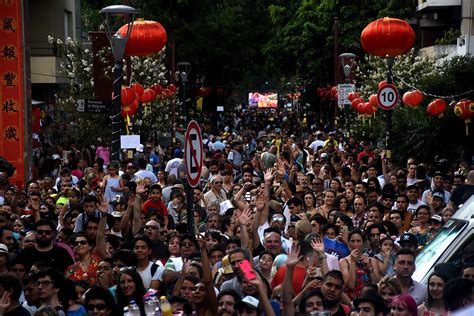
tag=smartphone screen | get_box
[239,260,256,280]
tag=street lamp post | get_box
[100,5,137,162]
[177,62,191,123]
[177,62,195,235]
[339,53,356,135]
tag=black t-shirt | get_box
[16,245,74,272]
[5,304,31,316]
[450,184,474,207]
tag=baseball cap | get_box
[428,214,443,224]
[406,184,419,191]
[127,162,136,169]
[52,154,61,160]
[0,243,8,254]
[234,296,259,311]
[432,190,445,201]
[109,195,126,205]
[111,211,123,218]
[399,233,417,246]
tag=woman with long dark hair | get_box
[417,272,448,316]
[116,268,146,315]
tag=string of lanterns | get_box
[117,83,177,134]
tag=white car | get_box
[413,195,474,284]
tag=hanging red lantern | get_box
[378,80,388,89]
[117,19,167,57]
[316,88,326,99]
[454,100,473,135]
[364,102,377,115]
[361,17,415,57]
[351,98,364,111]
[121,100,138,118]
[427,99,447,117]
[348,91,360,102]
[131,83,144,96]
[114,86,135,106]
[403,90,424,107]
[330,86,338,99]
[150,83,164,96]
[369,94,378,108]
[167,84,177,94]
[140,88,157,103]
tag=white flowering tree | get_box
[48,36,175,146]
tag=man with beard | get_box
[321,270,350,316]
[143,220,169,262]
[217,289,240,316]
[220,247,252,297]
[16,219,73,272]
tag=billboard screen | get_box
[248,92,278,108]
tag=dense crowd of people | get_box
[0,117,473,316]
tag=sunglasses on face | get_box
[37,230,52,236]
[74,240,88,246]
[87,303,107,311]
[144,226,159,230]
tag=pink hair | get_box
[392,294,417,316]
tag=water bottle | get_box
[129,300,140,316]
[144,296,159,316]
[160,296,172,316]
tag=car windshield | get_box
[413,219,468,283]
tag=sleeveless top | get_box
[344,257,372,300]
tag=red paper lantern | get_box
[369,94,378,108]
[121,100,138,118]
[378,80,388,89]
[131,83,144,96]
[361,17,415,57]
[118,86,135,106]
[427,99,447,117]
[330,86,338,98]
[167,84,177,94]
[348,92,360,102]
[364,102,377,115]
[454,100,473,135]
[351,98,364,111]
[117,20,167,57]
[403,90,424,107]
[140,88,157,103]
[150,83,164,95]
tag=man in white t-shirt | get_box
[406,184,424,213]
[165,151,183,178]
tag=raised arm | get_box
[238,206,253,252]
[282,243,301,316]
[96,199,108,259]
[196,234,218,315]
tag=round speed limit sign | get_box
[377,84,399,110]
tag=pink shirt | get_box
[96,146,110,165]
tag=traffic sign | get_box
[184,120,203,187]
[337,84,355,107]
[377,84,399,110]
[74,99,112,113]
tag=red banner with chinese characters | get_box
[0,0,25,187]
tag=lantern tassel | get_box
[466,118,471,136]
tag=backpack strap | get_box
[151,262,159,277]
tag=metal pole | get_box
[111,60,123,162]
[385,58,395,159]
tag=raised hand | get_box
[276,159,286,176]
[239,206,252,226]
[310,237,325,255]
[264,168,274,184]
[196,233,206,251]
[98,198,109,216]
[286,242,302,267]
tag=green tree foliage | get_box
[263,0,416,82]
[353,54,474,164]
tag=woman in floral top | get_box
[65,232,102,285]
[65,198,108,285]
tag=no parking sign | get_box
[184,120,203,187]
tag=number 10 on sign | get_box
[377,84,399,110]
